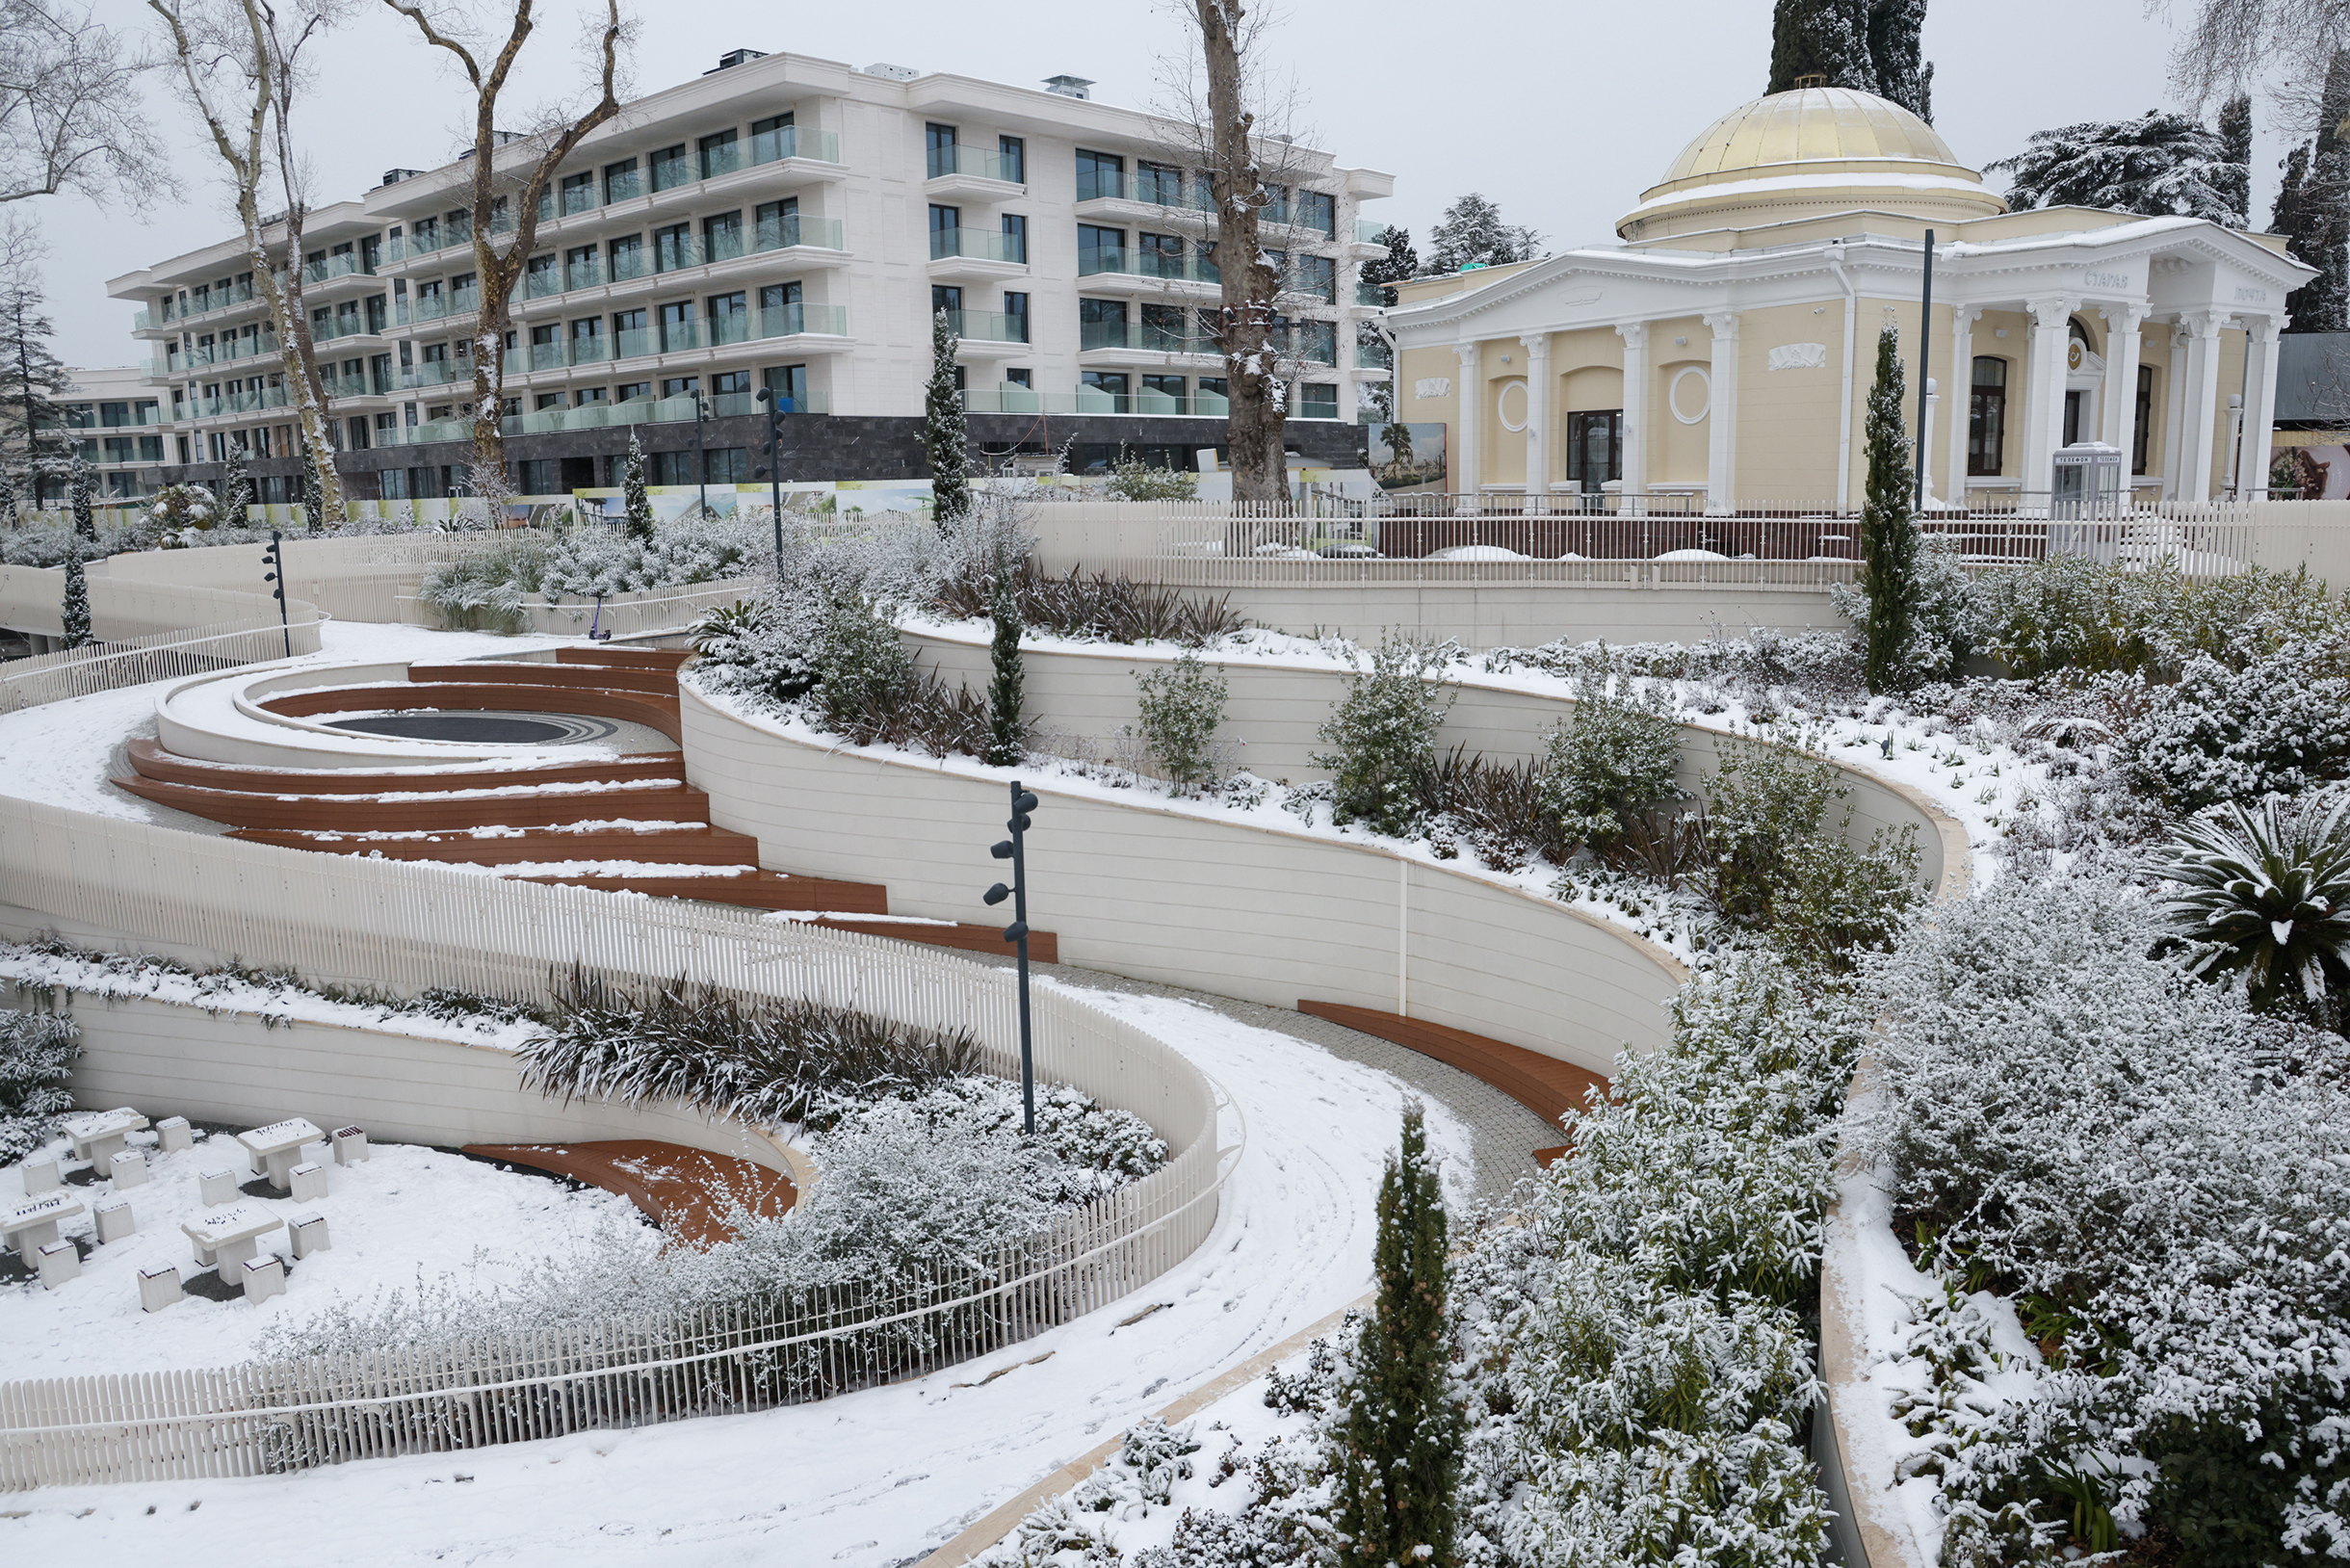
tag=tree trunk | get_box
[1193,0,1287,510]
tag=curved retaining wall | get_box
[681,685,1686,1076]
[904,624,1968,901]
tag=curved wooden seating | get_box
[558,646,692,673]
[460,1139,796,1248]
[1296,1000,1607,1140]
[124,737,686,794]
[407,662,679,697]
[226,823,765,867]
[257,682,684,744]
[114,775,713,831]
[818,919,1058,963]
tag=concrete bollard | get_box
[331,1127,369,1165]
[21,1159,61,1195]
[290,1213,330,1259]
[155,1115,194,1154]
[139,1264,182,1312]
[241,1254,285,1305]
[109,1149,150,1189]
[37,1240,80,1289]
[198,1168,239,1206]
[287,1162,327,1202]
[95,1200,137,1245]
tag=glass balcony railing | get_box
[1075,170,1211,210]
[1078,246,1220,285]
[605,167,642,204]
[450,284,480,317]
[756,301,848,339]
[660,316,702,353]
[1356,279,1391,307]
[310,315,374,343]
[1079,318,1215,355]
[301,252,367,284]
[707,311,750,347]
[704,224,745,264]
[961,385,1231,417]
[699,142,741,181]
[560,182,599,217]
[609,245,651,282]
[614,326,653,360]
[399,359,461,390]
[565,258,604,291]
[1355,219,1391,246]
[566,334,611,365]
[750,123,839,167]
[929,225,1024,265]
[147,282,261,327]
[649,150,692,194]
[528,341,564,373]
[927,144,1019,183]
[653,232,700,273]
[753,213,845,252]
[524,267,562,300]
[941,308,1027,344]
[1354,336,1393,369]
[382,389,833,446]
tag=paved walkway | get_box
[963,953,1563,1203]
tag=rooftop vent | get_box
[379,168,423,187]
[1043,74,1094,99]
[863,62,919,81]
[710,47,766,72]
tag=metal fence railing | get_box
[0,614,327,714]
[0,797,1224,1489]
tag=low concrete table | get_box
[62,1108,148,1168]
[4,1191,87,1259]
[180,1204,283,1280]
[237,1118,324,1192]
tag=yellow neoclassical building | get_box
[1388,87,2315,508]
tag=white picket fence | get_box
[0,797,1224,1489]
[0,614,327,715]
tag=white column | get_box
[2178,309,2228,501]
[2099,305,2148,494]
[1947,306,1979,504]
[1453,341,1481,498]
[1616,322,1650,499]
[1521,333,1552,499]
[1703,309,1739,513]
[2159,319,2190,500]
[2236,316,2284,499]
[2022,296,2077,510]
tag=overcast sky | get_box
[22,0,2298,371]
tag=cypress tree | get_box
[60,547,91,648]
[0,464,15,526]
[2218,91,2255,226]
[622,432,653,542]
[1767,0,1875,96]
[67,454,93,541]
[924,309,971,528]
[1866,0,1931,119]
[1861,323,1919,694]
[1334,1104,1461,1568]
[222,446,256,528]
[984,566,1025,767]
[2279,52,2350,333]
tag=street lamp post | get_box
[754,383,787,580]
[982,781,1040,1135]
[258,529,292,658]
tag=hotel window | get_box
[1139,232,1184,278]
[560,170,596,215]
[1079,223,1124,274]
[697,128,739,180]
[520,459,560,493]
[751,112,795,163]
[1003,291,1029,342]
[926,122,958,179]
[1082,370,1130,405]
[138,434,162,461]
[657,299,695,352]
[1293,190,1335,236]
[1969,356,2008,477]
[2134,365,2155,475]
[705,447,749,483]
[412,216,438,250]
[1075,148,1124,202]
[713,369,750,397]
[1297,383,1339,421]
[445,208,470,245]
[347,416,369,450]
[525,253,556,296]
[617,380,651,402]
[603,157,640,203]
[1001,213,1028,264]
[1081,297,1129,350]
[1295,253,1337,303]
[565,244,599,290]
[704,210,744,263]
[575,385,608,404]
[648,144,690,193]
[757,197,799,249]
[1000,135,1025,184]
[1140,373,1187,410]
[535,392,565,410]
[1005,368,1031,389]
[931,283,964,322]
[1565,410,1623,489]
[609,233,646,280]
[614,307,649,357]
[1137,160,1183,206]
[709,289,748,345]
[1141,302,1191,353]
[653,222,693,273]
[763,363,808,408]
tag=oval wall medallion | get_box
[1669,365,1711,425]
[1497,379,1529,432]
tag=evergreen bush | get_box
[985,570,1026,767]
[1133,652,1229,796]
[221,446,256,526]
[925,309,972,527]
[67,454,94,541]
[1536,681,1685,848]
[59,547,91,647]
[1102,457,1198,502]
[622,433,653,542]
[2121,645,2350,812]
[1314,633,1456,838]
[1860,322,1920,693]
[0,1003,80,1164]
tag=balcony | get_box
[140,281,262,331]
[1077,245,1221,295]
[300,252,371,285]
[926,143,1024,200]
[1074,170,1213,222]
[964,384,1230,418]
[381,387,834,446]
[753,122,839,169]
[398,358,464,391]
[943,308,1029,355]
[1346,219,1395,261]
[310,314,381,345]
[750,211,847,259]
[1078,317,1219,362]
[753,301,850,346]
[927,225,1027,282]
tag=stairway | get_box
[115,647,1052,960]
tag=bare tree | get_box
[2163,0,2350,114]
[150,0,347,524]
[0,0,167,206]
[380,0,629,504]
[1162,0,1303,507]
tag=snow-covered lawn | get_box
[2,980,1464,1567]
[2,1132,656,1378]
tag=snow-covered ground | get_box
[1,1133,656,1378]
[2,980,1463,1566]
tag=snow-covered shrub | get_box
[1484,629,1865,709]
[416,535,549,632]
[521,968,980,1129]
[795,1093,1075,1272]
[1974,554,2169,678]
[144,483,220,536]
[850,1076,1166,1206]
[1314,633,1457,838]
[1076,1419,1200,1516]
[1855,875,2350,1565]
[935,562,1246,648]
[2120,645,2350,813]
[1831,534,1984,686]
[538,512,763,600]
[689,596,820,706]
[1134,652,1229,796]
[810,590,917,730]
[1697,737,1927,970]
[1102,459,1198,503]
[2154,789,2350,1018]
[0,1002,79,1164]
[1536,682,1685,847]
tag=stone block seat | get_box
[110,647,1050,959]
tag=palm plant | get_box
[2155,790,2350,1007]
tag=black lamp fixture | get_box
[982,781,1041,1134]
[753,382,789,580]
[258,529,292,658]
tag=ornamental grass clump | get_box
[1315,633,1456,838]
[0,1003,80,1163]
[2154,788,2350,1017]
[933,559,1245,647]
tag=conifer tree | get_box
[1768,0,1875,95]
[1861,323,1919,694]
[1428,195,1540,274]
[0,273,72,503]
[2276,52,2350,333]
[1334,1104,1461,1568]
[622,433,653,542]
[984,567,1025,767]
[2218,91,2255,225]
[221,446,256,528]
[0,464,16,526]
[924,309,971,528]
[1866,0,1932,119]
[1360,224,1422,305]
[1989,112,2240,222]
[67,454,93,541]
[60,548,91,648]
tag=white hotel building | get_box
[102,50,1397,503]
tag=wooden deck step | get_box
[557,646,693,672]
[511,867,891,914]
[227,823,768,868]
[814,918,1058,964]
[1296,1001,1607,1136]
[114,774,713,831]
[124,738,686,795]
[461,1140,794,1248]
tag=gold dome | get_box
[1618,87,2004,242]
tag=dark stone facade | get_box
[159,414,1371,497]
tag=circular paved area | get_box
[327,710,622,745]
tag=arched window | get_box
[1969,355,2008,477]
